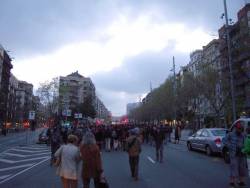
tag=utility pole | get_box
[223,0,236,122]
[150,81,153,92]
[172,56,177,124]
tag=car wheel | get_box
[187,142,193,151]
[206,146,212,156]
[223,149,230,164]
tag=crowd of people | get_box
[45,120,181,188]
[44,119,250,188]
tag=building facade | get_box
[15,81,34,122]
[95,97,110,120]
[59,71,96,114]
[218,3,250,116]
[0,46,13,125]
[6,74,19,122]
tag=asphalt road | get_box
[0,133,250,188]
[0,129,42,152]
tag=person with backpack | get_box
[126,128,141,181]
[224,122,248,187]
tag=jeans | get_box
[129,156,139,178]
[83,177,100,188]
[105,138,111,151]
[156,144,164,162]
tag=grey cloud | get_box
[119,0,244,31]
[0,0,120,58]
[93,47,188,96]
[0,0,244,58]
[92,48,188,115]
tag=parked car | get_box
[222,118,250,163]
[187,128,227,156]
[38,128,49,144]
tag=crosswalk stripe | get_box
[10,148,49,153]
[0,174,12,180]
[0,164,35,172]
[2,152,26,157]
[0,157,49,185]
[0,156,49,164]
[19,146,49,150]
[2,151,50,158]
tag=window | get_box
[211,130,226,136]
[200,130,208,137]
[196,130,203,137]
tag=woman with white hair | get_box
[80,132,103,188]
[54,134,80,188]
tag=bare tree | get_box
[36,77,59,118]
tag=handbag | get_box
[54,157,61,167]
[53,146,63,167]
[99,174,109,188]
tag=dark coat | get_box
[80,144,103,179]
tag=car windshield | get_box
[41,130,47,136]
[211,130,227,136]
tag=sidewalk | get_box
[171,129,192,142]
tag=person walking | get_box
[242,124,250,178]
[112,129,118,151]
[126,128,141,181]
[54,135,81,188]
[154,126,165,163]
[224,122,248,187]
[104,127,111,152]
[51,126,62,166]
[80,132,103,188]
[165,124,172,143]
[174,125,181,144]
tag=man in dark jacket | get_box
[154,126,165,163]
[126,128,141,181]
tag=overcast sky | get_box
[0,0,246,116]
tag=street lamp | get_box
[222,0,237,122]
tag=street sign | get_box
[74,113,82,119]
[29,111,35,120]
[66,109,71,117]
[62,109,72,117]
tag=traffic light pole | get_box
[223,0,236,122]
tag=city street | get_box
[0,131,249,188]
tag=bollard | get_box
[248,158,250,177]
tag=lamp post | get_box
[223,0,236,122]
[170,56,177,125]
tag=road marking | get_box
[212,158,221,162]
[19,146,49,150]
[0,156,49,164]
[2,152,26,157]
[0,174,12,180]
[147,156,156,164]
[1,151,50,158]
[0,157,50,184]
[10,148,49,153]
[0,163,35,172]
